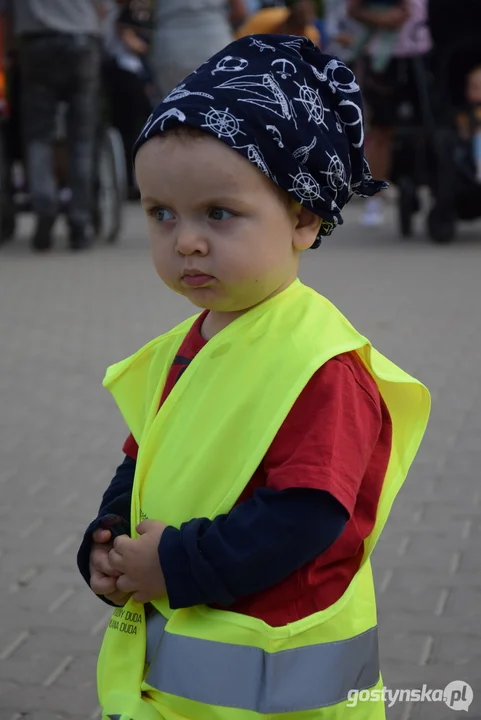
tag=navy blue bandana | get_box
[134,34,387,247]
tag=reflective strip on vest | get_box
[145,613,380,713]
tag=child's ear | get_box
[291,203,322,251]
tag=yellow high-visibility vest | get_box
[97,279,430,720]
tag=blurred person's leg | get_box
[360,58,399,227]
[18,38,60,250]
[65,36,101,250]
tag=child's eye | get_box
[209,207,234,221]
[150,207,174,222]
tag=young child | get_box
[457,65,481,183]
[77,34,430,720]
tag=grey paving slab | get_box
[1,200,480,719]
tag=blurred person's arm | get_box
[348,0,409,29]
[118,24,149,55]
[229,0,248,29]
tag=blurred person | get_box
[104,0,155,198]
[76,35,430,720]
[348,0,432,227]
[457,65,481,183]
[152,0,248,96]
[351,0,407,72]
[323,0,362,62]
[3,0,106,251]
[236,0,321,46]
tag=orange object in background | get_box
[236,5,321,47]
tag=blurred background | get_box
[0,1,481,718]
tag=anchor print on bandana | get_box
[271,58,297,80]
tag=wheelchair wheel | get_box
[94,127,127,244]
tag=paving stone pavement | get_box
[1,201,481,720]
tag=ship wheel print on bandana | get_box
[200,107,246,141]
[289,171,323,203]
[294,79,329,129]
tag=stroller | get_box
[395,0,481,243]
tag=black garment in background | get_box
[18,34,101,228]
[104,60,153,191]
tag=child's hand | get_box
[109,520,168,604]
[89,528,131,606]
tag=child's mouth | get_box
[181,274,216,287]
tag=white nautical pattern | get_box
[250,37,276,53]
[143,108,186,137]
[334,111,343,133]
[280,39,304,57]
[293,137,317,165]
[212,56,249,75]
[162,84,214,102]
[323,59,359,94]
[235,144,274,180]
[135,34,387,244]
[215,73,297,128]
[267,125,284,148]
[294,81,329,129]
[271,58,297,79]
[338,99,364,148]
[322,152,347,192]
[289,172,323,202]
[311,66,328,84]
[200,107,246,141]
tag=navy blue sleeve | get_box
[76,456,135,598]
[98,455,136,517]
[159,487,349,609]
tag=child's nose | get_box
[175,223,208,255]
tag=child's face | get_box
[467,68,481,105]
[135,132,318,314]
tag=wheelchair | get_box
[0,52,127,247]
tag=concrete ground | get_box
[1,199,480,720]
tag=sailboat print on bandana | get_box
[214,72,298,129]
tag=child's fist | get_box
[89,528,130,606]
